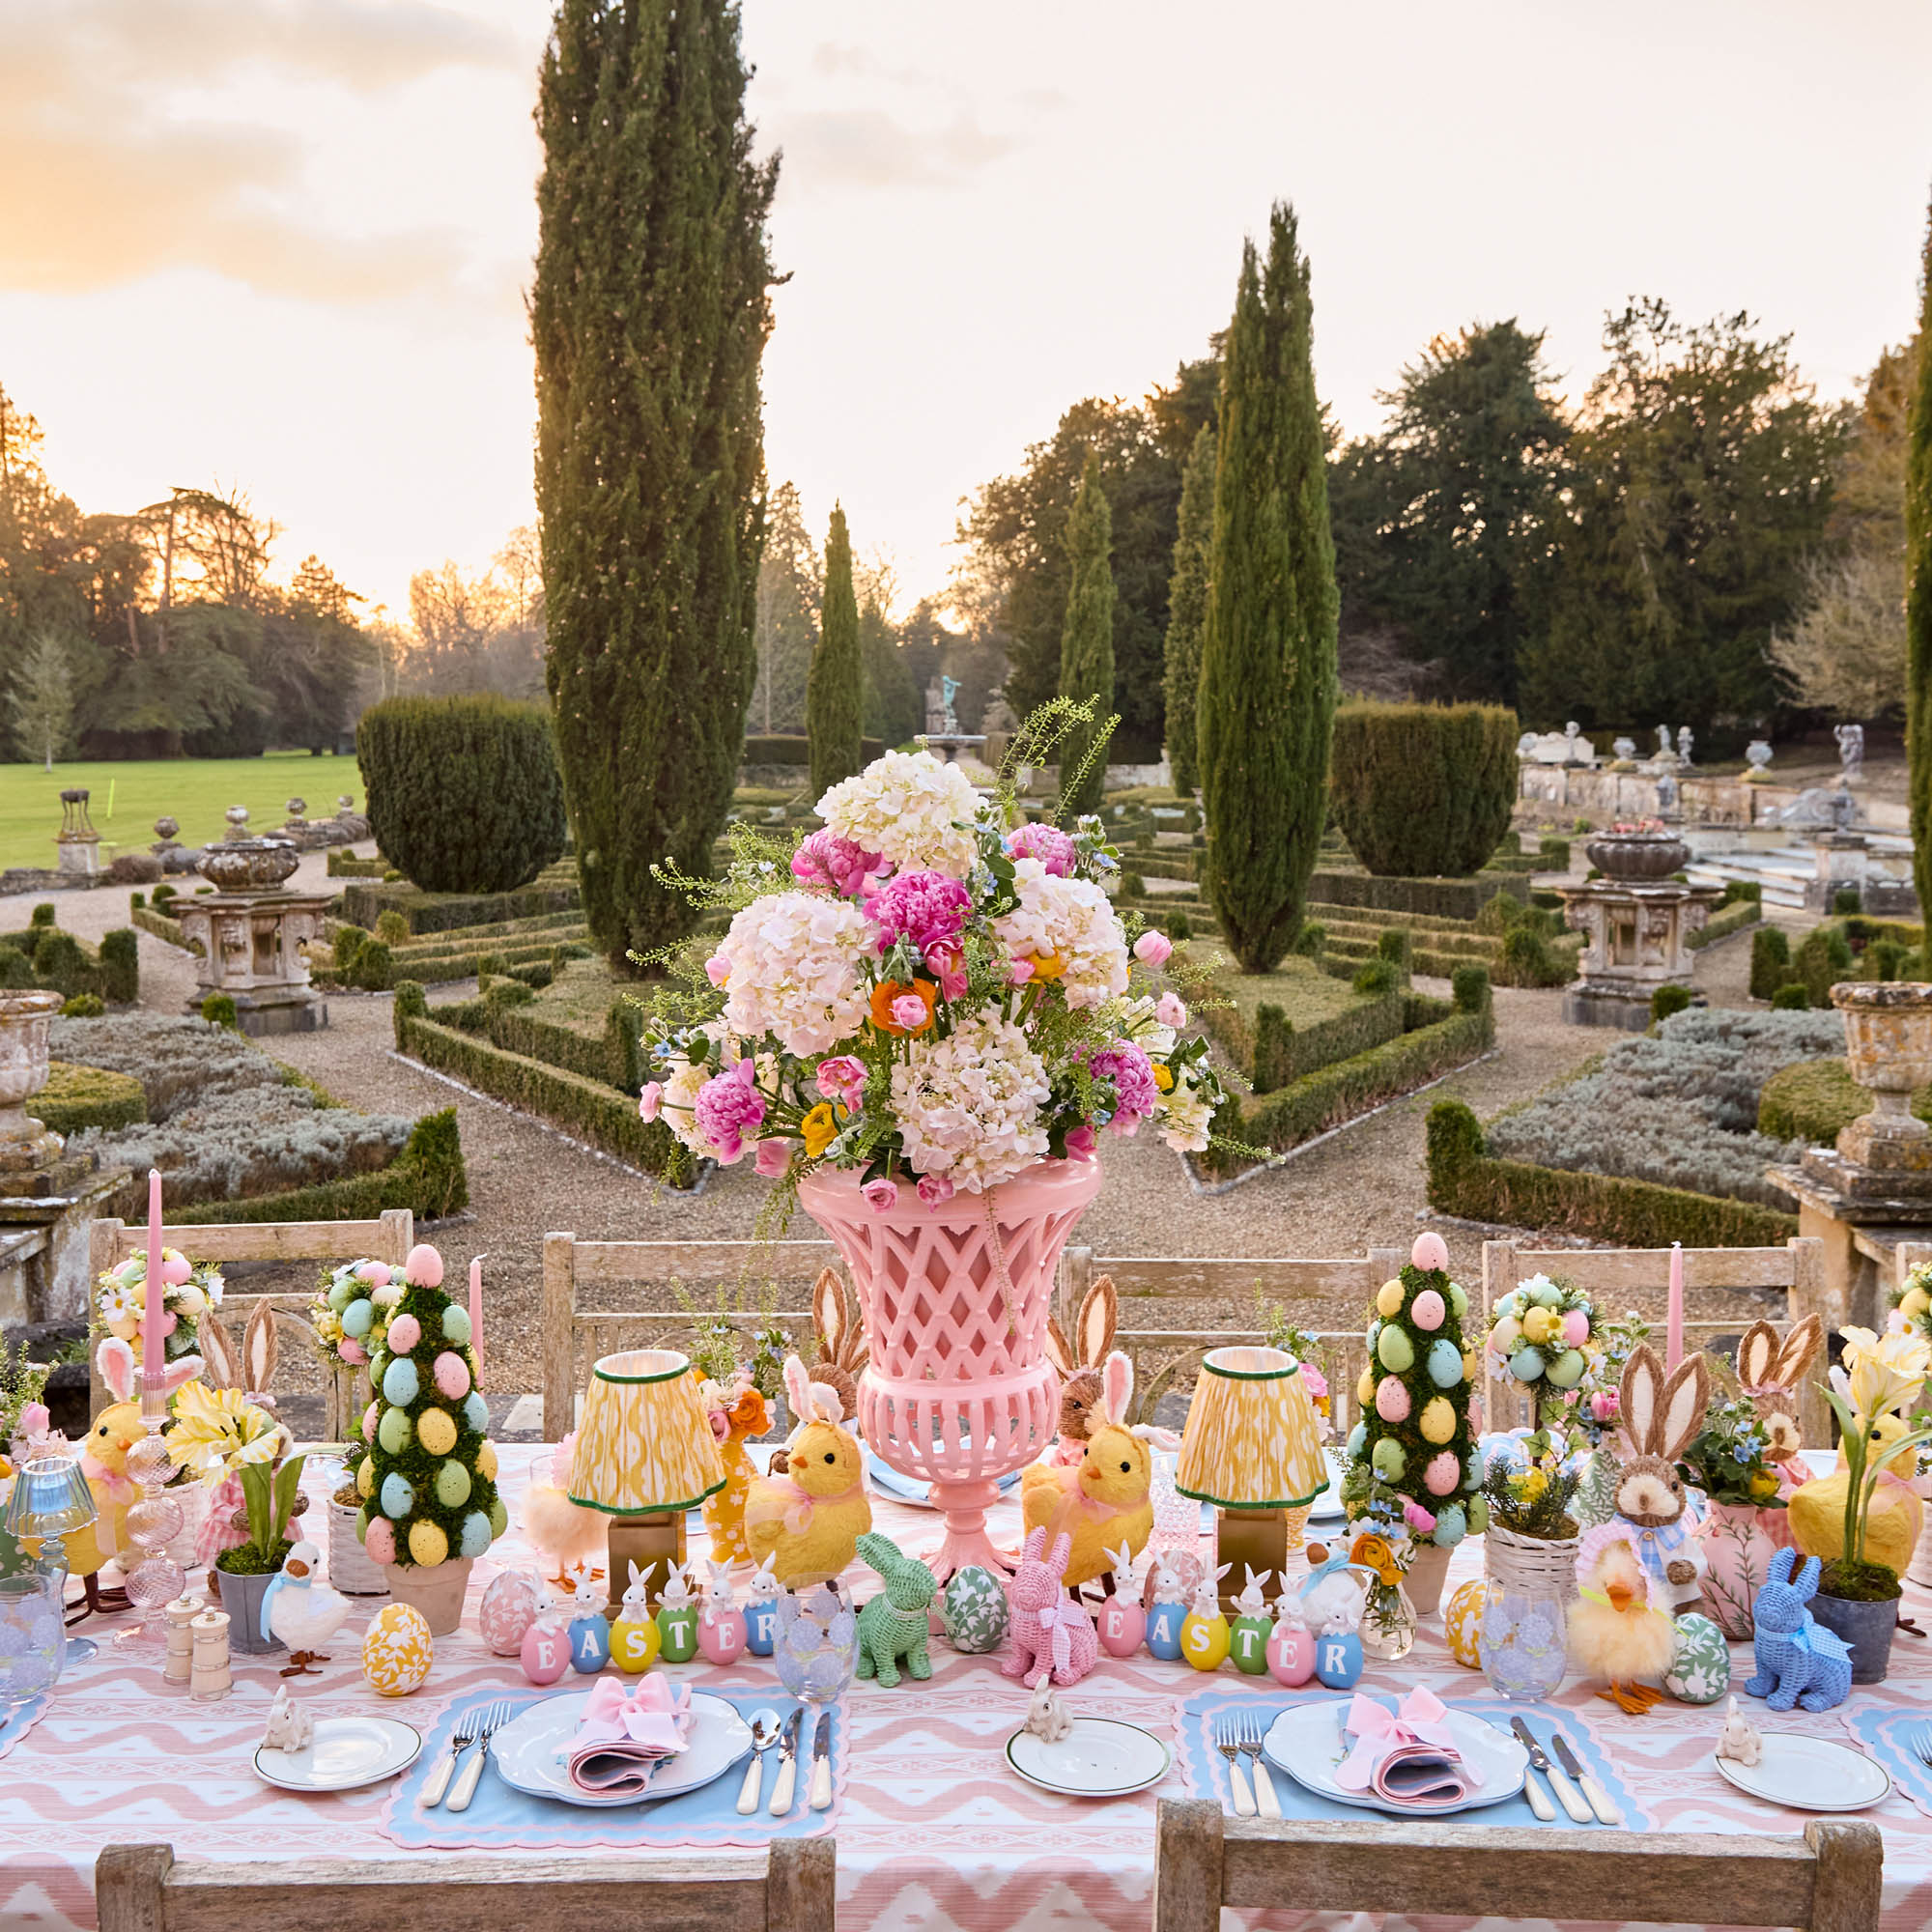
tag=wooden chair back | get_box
[1151,1801,1880,1932]
[1481,1236,1831,1446]
[86,1208,414,1438]
[98,1839,835,1932]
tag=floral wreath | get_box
[96,1249,223,1363]
[309,1258,404,1368]
[1484,1274,1598,1416]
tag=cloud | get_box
[0,0,519,302]
[772,108,1017,192]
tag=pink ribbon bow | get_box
[1035,1598,1090,1677]
[1335,1687,1460,1792]
[575,1676,693,1754]
[744,1473,862,1540]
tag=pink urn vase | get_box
[1694,1500,1792,1639]
[798,1158,1101,1581]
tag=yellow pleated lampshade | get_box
[1176,1346,1325,1509]
[568,1349,726,1515]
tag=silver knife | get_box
[767,1707,805,1815]
[808,1709,833,1810]
[1512,1717,1590,1823]
[1548,1731,1621,1827]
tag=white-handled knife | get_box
[768,1707,804,1815]
[808,1711,833,1811]
[1549,1731,1622,1827]
[1513,1717,1591,1824]
[1502,1718,1555,1821]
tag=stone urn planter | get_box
[0,990,65,1172]
[1583,831,1690,880]
[197,810,300,895]
[1831,982,1932,1170]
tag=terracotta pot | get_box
[798,1157,1100,1577]
[1810,1587,1897,1685]
[1693,1500,1790,1639]
[1406,1539,1454,1616]
[327,1499,389,1597]
[213,1564,284,1655]
[382,1556,473,1636]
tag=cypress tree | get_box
[532,0,777,965]
[1163,422,1215,797]
[1198,203,1338,973]
[1910,199,1932,913]
[809,503,864,797]
[1057,450,1115,817]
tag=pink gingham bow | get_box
[1035,1597,1090,1677]
[1335,1686,1460,1792]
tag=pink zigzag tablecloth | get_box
[5,1442,1931,1930]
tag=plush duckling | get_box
[744,1355,870,1584]
[522,1433,608,1585]
[1572,1524,1677,1715]
[1020,1351,1171,1587]
[1788,1410,1924,1576]
[260,1540,352,1677]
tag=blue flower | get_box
[1732,1444,1752,1464]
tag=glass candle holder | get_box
[773,1580,859,1705]
[113,1423,186,1648]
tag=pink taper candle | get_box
[141,1166,165,1411]
[469,1254,484,1386]
[1665,1240,1685,1372]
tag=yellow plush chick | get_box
[60,1402,145,1581]
[1571,1527,1676,1714]
[1788,1412,1925,1575]
[522,1433,608,1584]
[745,1354,870,1584]
[1022,1350,1160,1586]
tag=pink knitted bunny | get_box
[1001,1527,1097,1689]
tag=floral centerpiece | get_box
[97,1249,224,1369]
[309,1259,401,1370]
[1889,1260,1932,1345]
[1484,1274,1597,1424]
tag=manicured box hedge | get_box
[1309,870,1527,923]
[341,868,581,936]
[132,905,192,951]
[37,1062,147,1135]
[1757,1056,1932,1144]
[1426,1097,1798,1245]
[742,734,885,768]
[1687,898,1762,951]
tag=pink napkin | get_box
[562,1677,695,1796]
[1335,1688,1479,1811]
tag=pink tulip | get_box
[862,1178,899,1214]
[753,1138,793,1178]
[638,1081,665,1122]
[816,1056,867,1106]
[916,1173,954,1208]
[1133,930,1173,968]
[1155,991,1186,1028]
[1404,1500,1437,1534]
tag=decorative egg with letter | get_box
[1664,1612,1731,1705]
[1443,1580,1486,1669]
[361,1603,434,1696]
[1313,1628,1363,1690]
[942,1565,1009,1654]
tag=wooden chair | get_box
[86,1208,414,1437]
[98,1839,835,1932]
[1151,1801,1881,1932]
[1481,1236,1831,1446]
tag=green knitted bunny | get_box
[854,1531,936,1688]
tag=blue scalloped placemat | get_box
[1840,1706,1932,1818]
[0,1692,45,1760]
[1177,1688,1645,1829]
[380,1684,842,1850]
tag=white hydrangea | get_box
[1158,1082,1214,1154]
[713,892,873,1057]
[816,749,986,879]
[661,1056,714,1158]
[891,1009,1051,1191]
[993,857,1130,1009]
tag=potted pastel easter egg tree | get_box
[355,1244,505,1634]
[1342,1232,1481,1615]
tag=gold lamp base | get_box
[605,1510,687,1619]
[1213,1504,1314,1612]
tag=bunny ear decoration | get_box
[1021,1525,1048,1563]
[808,1378,845,1426]
[1618,1344,1664,1459]
[1076,1277,1118,1369]
[1043,1315,1076,1379]
[242,1298,278,1400]
[812,1268,847,1361]
[1098,1350,1134,1428]
[96,1335,135,1406]
[1658,1353,1711,1463]
[1047,1532,1072,1578]
[1736,1321,1778,1393]
[200,1309,240,1391]
[782,1351,812,1421]
[1772,1314,1824,1389]
[1130,1423,1180,1451]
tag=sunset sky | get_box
[2,0,1928,622]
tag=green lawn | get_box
[0,753,362,871]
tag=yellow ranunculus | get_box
[1152,1064,1175,1093]
[1029,952,1066,981]
[1841,1324,1931,1423]
[801,1102,841,1158]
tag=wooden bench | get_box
[1151,1800,1881,1932]
[86,1208,415,1437]
[1481,1236,1831,1446]
[98,1839,836,1932]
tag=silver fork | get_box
[1909,1722,1932,1769]
[1240,1716,1279,1819]
[1215,1718,1254,1817]
[417,1717,477,1809]
[447,1700,512,1813]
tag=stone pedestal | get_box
[1556,845,1723,1030]
[1804,832,1870,913]
[178,810,328,1035]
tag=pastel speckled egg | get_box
[378,1406,412,1455]
[341,1298,374,1339]
[385,1312,421,1353]
[1375,1376,1410,1423]
[1664,1613,1731,1705]
[1423,1449,1462,1496]
[408,1519,449,1567]
[362,1515,395,1566]
[1418,1396,1456,1444]
[433,1350,471,1401]
[380,1472,415,1520]
[1433,1503,1467,1547]
[362,1603,434,1695]
[440,1304,472,1346]
[1409,1289,1445,1331]
[1375,1279,1406,1319]
[1443,1580,1486,1667]
[479,1572,541,1656]
[1411,1231,1449,1272]
[1547,1350,1586,1390]
[1560,1307,1590,1347]
[1448,1283,1468,1318]
[1426,1339,1464,1389]
[416,1406,458,1457]
[464,1392,490,1434]
[1376,1326,1414,1374]
[382,1357,419,1406]
[435,1460,472,1508]
[1372,1438,1406,1482]
[361,1401,379,1442]
[460,1510,496,1558]
[942,1565,1009,1653]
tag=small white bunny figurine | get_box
[1188,1561,1233,1620]
[1025,1674,1073,1742]
[1105,1540,1149,1601]
[531,1576,569,1633]
[703,1556,739,1615]
[569,1563,603,1618]
[1271,1575,1308,1630]
[656,1559,694,1610]
[746,1551,780,1603]
[1231,1564,1272,1620]
[617,1559,650,1625]
[1148,1549,1188,1607]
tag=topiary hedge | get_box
[357,695,568,895]
[1425,1098,1798,1246]
[1750,924,1791,999]
[339,873,580,937]
[36,1062,147,1135]
[1310,869,1524,923]
[1758,1056,1932,1144]
[1329,702,1520,878]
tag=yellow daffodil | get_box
[166,1382,289,1483]
[1841,1324,1931,1423]
[1518,1468,1548,1502]
[801,1102,842,1158]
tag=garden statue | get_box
[1676,726,1693,767]
[1611,737,1636,767]
[1745,741,1774,781]
[1835,723,1864,786]
[1655,724,1673,759]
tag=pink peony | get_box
[1090,1040,1159,1130]
[753,1138,793,1178]
[638,1081,665,1122]
[708,1408,730,1441]
[1154,991,1186,1028]
[916,1173,954,1208]
[1006,823,1077,876]
[17,1401,47,1438]
[1064,1123,1097,1159]
[1007,956,1036,985]
[1404,1499,1438,1534]
[694,1057,766,1163]
[862,1178,899,1214]
[704,952,730,988]
[891,994,930,1031]
[792,828,890,897]
[816,1056,867,1107]
[1132,929,1173,968]
[868,868,973,960]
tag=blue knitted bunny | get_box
[1744,1548,1852,1713]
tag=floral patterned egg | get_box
[1443,1579,1486,1669]
[478,1572,541,1658]
[1664,1612,1731,1705]
[942,1564,1009,1653]
[361,1603,434,1696]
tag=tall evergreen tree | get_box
[809,504,863,796]
[1057,451,1115,816]
[532,0,777,964]
[1909,203,1932,912]
[860,594,921,748]
[1198,203,1339,973]
[1162,423,1215,795]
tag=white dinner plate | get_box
[1712,1735,1891,1813]
[1263,1700,1527,1818]
[867,1451,1022,1508]
[254,1716,421,1792]
[493,1690,753,1808]
[1005,1719,1170,1798]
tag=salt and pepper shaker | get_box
[189,1609,232,1701]
[163,1595,205,1687]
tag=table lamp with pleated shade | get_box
[569,1349,725,1615]
[1176,1346,1326,1607]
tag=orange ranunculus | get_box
[869,978,938,1037]
[725,1386,771,1439]
[1350,1531,1402,1586]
